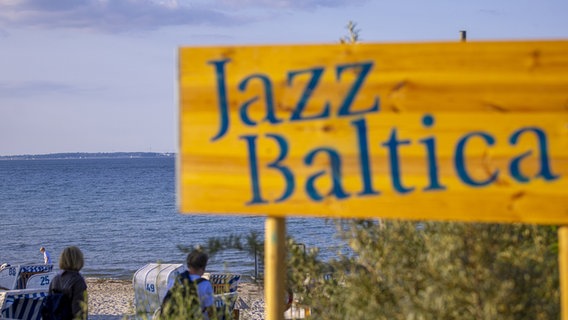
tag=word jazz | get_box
[208,58,380,141]
[203,59,559,205]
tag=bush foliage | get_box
[287,220,559,320]
[200,220,559,319]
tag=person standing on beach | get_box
[44,246,88,320]
[40,247,52,264]
[160,249,215,319]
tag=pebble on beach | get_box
[87,278,135,320]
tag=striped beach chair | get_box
[0,265,53,291]
[207,273,242,319]
[0,288,48,320]
[14,265,54,290]
[207,273,241,294]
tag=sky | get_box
[0,0,567,156]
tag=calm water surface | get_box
[0,157,344,279]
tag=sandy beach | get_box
[86,278,265,320]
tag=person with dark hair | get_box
[160,249,215,319]
[44,246,88,320]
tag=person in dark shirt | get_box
[48,246,88,319]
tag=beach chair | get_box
[206,273,242,319]
[25,272,57,290]
[0,288,48,320]
[132,263,185,319]
[15,265,54,290]
[0,265,18,290]
[0,265,53,291]
[206,273,241,294]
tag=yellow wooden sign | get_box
[178,40,568,224]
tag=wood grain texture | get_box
[178,40,568,224]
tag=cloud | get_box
[0,0,246,32]
[217,0,363,10]
[0,0,364,32]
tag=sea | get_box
[0,157,346,280]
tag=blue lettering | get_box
[509,127,560,183]
[241,135,269,205]
[419,114,446,191]
[208,59,231,141]
[352,118,379,196]
[241,134,295,204]
[304,147,350,201]
[455,132,498,186]
[381,128,415,194]
[288,67,330,121]
[336,61,380,117]
[238,74,283,126]
[266,134,295,203]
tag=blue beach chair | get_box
[0,288,48,320]
[207,273,241,294]
[0,264,53,290]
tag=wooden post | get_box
[265,216,286,320]
[559,227,568,320]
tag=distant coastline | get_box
[0,152,175,160]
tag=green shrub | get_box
[287,220,559,320]
[199,219,559,319]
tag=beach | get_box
[87,278,265,320]
[87,278,134,320]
